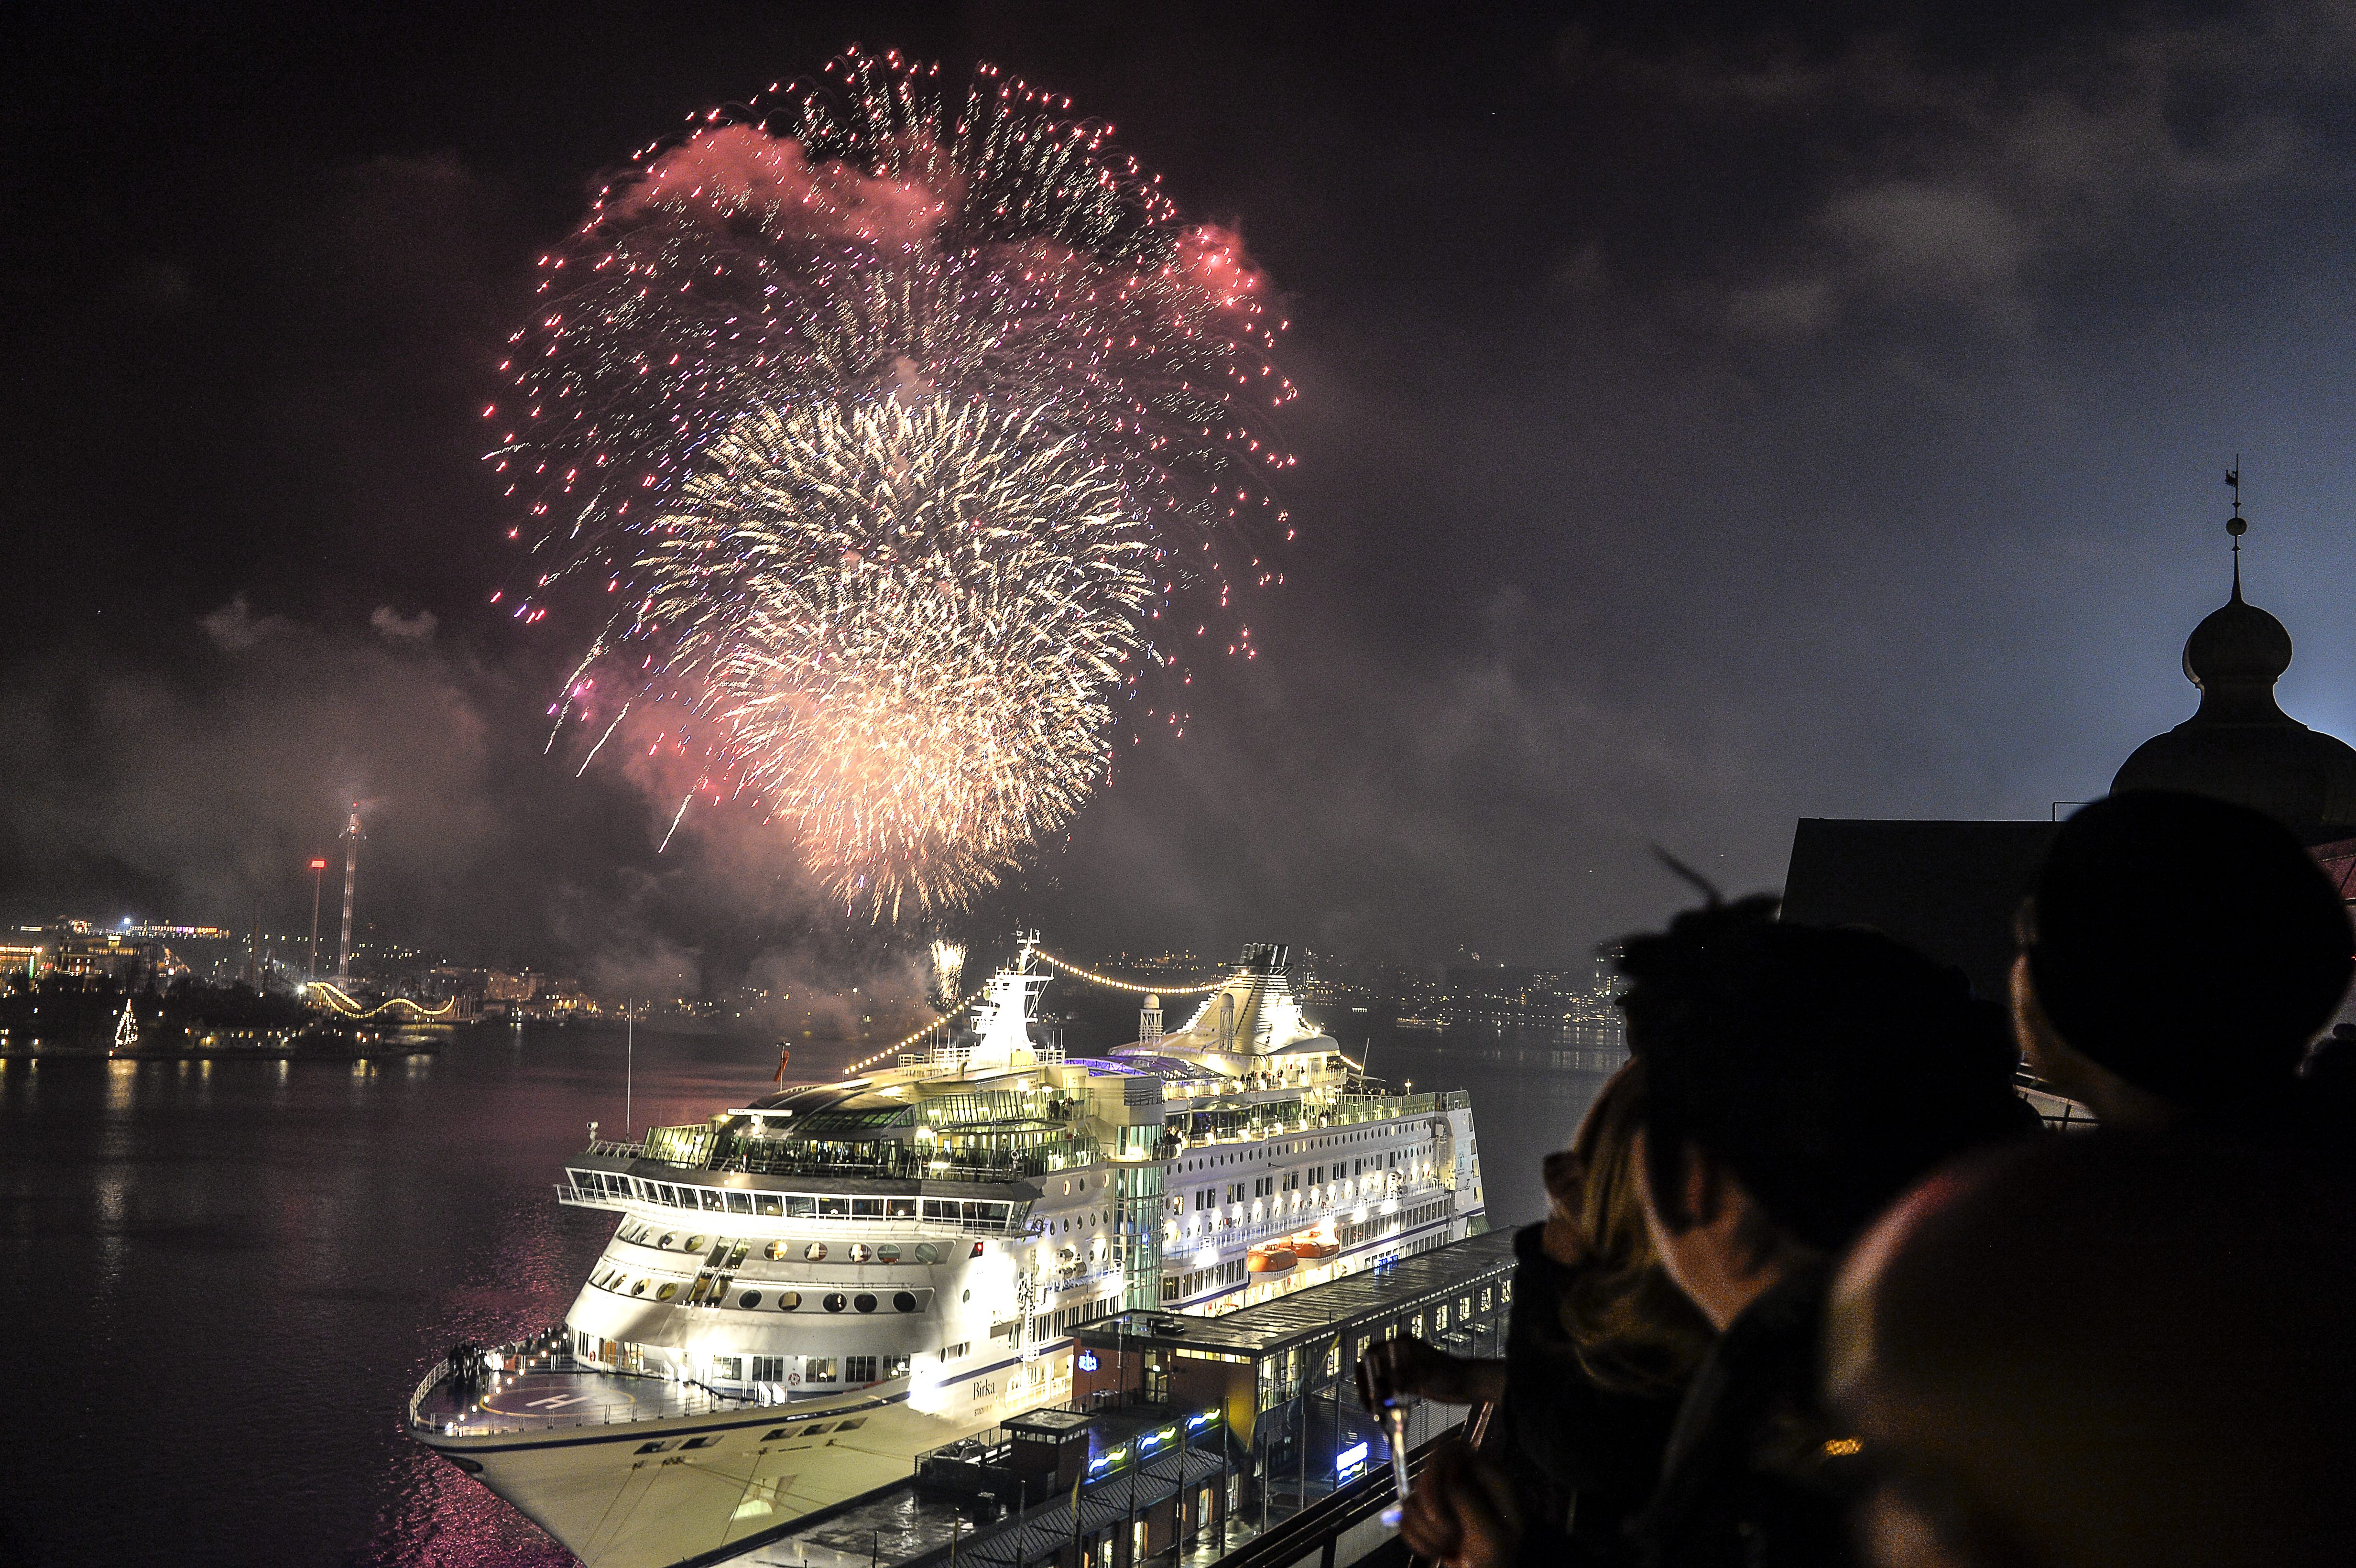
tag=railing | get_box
[1336,1090,1468,1122]
[415,1372,903,1438]
[1166,1182,1452,1254]
[407,1357,452,1430]
[555,1185,1027,1236]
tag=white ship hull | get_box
[410,941,1487,1568]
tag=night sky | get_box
[9,1,2356,990]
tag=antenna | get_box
[2225,457,2248,599]
[337,802,364,981]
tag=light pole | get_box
[306,858,328,983]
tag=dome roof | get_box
[2112,558,2356,839]
[2181,571,2291,688]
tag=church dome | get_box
[2112,555,2356,840]
[2181,580,2291,688]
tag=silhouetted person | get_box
[1369,1060,1713,1567]
[1827,1133,2356,1568]
[1619,898,2030,1568]
[2014,790,2354,1136]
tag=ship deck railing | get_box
[407,1342,814,1437]
[553,1183,1027,1234]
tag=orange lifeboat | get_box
[1247,1244,1297,1274]
[1288,1235,1338,1261]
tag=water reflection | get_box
[5,1018,1613,1566]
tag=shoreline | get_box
[0,1043,442,1063]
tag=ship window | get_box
[922,1199,957,1220]
[636,1440,673,1454]
[687,1236,707,1252]
[876,1244,902,1263]
[807,1359,839,1380]
[766,1241,790,1261]
[631,1279,648,1296]
[853,1293,877,1313]
[823,1293,848,1313]
[656,1283,678,1301]
[885,1198,917,1218]
[741,1291,763,1308]
[805,1243,828,1261]
[848,1244,871,1263]
[761,1429,789,1442]
[710,1357,742,1380]
[852,1198,884,1218]
[786,1196,817,1217]
[756,1194,783,1217]
[681,1435,720,1449]
[914,1243,939,1263]
[800,1423,833,1435]
[753,1356,785,1381]
[658,1233,676,1249]
[778,1291,802,1310]
[818,1197,850,1217]
[726,1192,753,1214]
[658,1185,677,1205]
[701,1190,726,1212]
[847,1356,878,1382]
[893,1291,918,1312]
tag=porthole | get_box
[659,1234,676,1249]
[848,1243,871,1263]
[961,1289,971,1303]
[823,1293,848,1313]
[914,1243,939,1264]
[893,1291,918,1313]
[853,1293,877,1314]
[766,1241,790,1261]
[876,1243,902,1263]
[778,1291,802,1310]
[806,1242,829,1262]
[686,1236,706,1252]
[631,1279,648,1296]
[740,1291,763,1308]
[656,1282,678,1301]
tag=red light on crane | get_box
[308,859,329,871]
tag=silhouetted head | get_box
[1554,1058,1715,1396]
[1829,1133,2356,1568]
[1616,897,2027,1257]
[2026,790,2352,1106]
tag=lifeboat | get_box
[1288,1235,1338,1260]
[1247,1244,1297,1274]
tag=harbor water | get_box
[0,1019,1613,1567]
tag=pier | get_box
[698,1229,1517,1568]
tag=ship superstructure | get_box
[408,939,1486,1568]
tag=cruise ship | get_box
[407,939,1487,1568]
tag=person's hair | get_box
[2027,790,2354,1105]
[1616,896,2029,1255]
[1558,1059,1714,1397]
[1832,1134,2356,1568]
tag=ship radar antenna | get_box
[2225,456,2248,599]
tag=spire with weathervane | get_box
[2110,462,2356,840]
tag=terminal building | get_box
[693,1229,1518,1568]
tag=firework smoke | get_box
[491,48,1295,918]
